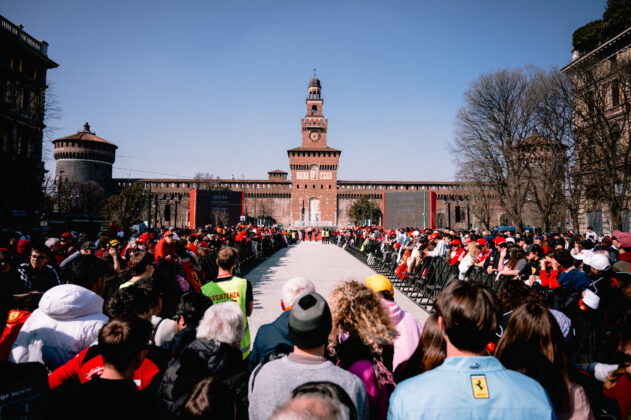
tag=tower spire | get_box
[313,67,316,78]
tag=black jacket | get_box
[158,338,249,418]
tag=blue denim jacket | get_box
[388,356,556,420]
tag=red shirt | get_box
[48,345,168,391]
[604,373,631,420]
[477,249,491,262]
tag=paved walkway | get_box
[246,242,429,340]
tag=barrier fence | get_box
[337,238,605,365]
[340,240,503,312]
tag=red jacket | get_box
[0,310,31,360]
[48,344,169,391]
[154,238,176,263]
[604,373,631,420]
[539,268,564,289]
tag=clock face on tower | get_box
[309,130,321,142]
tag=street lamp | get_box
[174,195,181,228]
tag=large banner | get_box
[383,190,436,230]
[189,190,243,228]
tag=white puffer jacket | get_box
[9,284,108,372]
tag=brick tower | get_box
[52,122,117,193]
[288,74,341,227]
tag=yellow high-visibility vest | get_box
[201,276,251,358]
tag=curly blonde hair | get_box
[328,281,397,357]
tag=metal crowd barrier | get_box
[341,242,502,313]
[340,241,604,365]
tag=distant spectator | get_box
[60,240,97,270]
[163,291,212,361]
[12,244,60,297]
[612,230,631,273]
[119,251,155,289]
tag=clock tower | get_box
[301,74,328,147]
[288,74,341,227]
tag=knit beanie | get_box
[288,292,332,349]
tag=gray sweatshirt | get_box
[248,353,369,420]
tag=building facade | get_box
[115,77,499,230]
[0,15,58,226]
[562,26,631,234]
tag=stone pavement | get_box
[245,242,430,341]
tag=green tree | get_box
[348,195,382,225]
[102,182,148,226]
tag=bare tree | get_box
[193,173,228,191]
[42,82,63,160]
[528,69,578,232]
[454,68,539,232]
[212,208,229,226]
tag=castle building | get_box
[52,122,117,193]
[0,15,58,225]
[115,76,497,230]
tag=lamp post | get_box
[174,196,181,228]
[55,170,66,213]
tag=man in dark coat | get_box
[248,277,316,372]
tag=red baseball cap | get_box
[476,238,487,246]
[452,239,461,246]
[613,230,631,248]
[493,237,506,245]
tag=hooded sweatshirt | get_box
[9,284,107,372]
[383,299,422,371]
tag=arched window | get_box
[311,105,317,115]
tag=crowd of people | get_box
[0,221,630,419]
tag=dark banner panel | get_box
[384,191,436,230]
[190,190,243,228]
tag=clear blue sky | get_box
[5,0,605,181]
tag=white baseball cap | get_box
[584,253,610,271]
[573,250,593,261]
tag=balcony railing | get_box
[1,15,50,56]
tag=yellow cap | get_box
[365,274,394,296]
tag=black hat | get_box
[525,244,543,255]
[288,292,332,349]
[80,241,97,251]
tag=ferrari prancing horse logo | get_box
[470,374,490,399]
